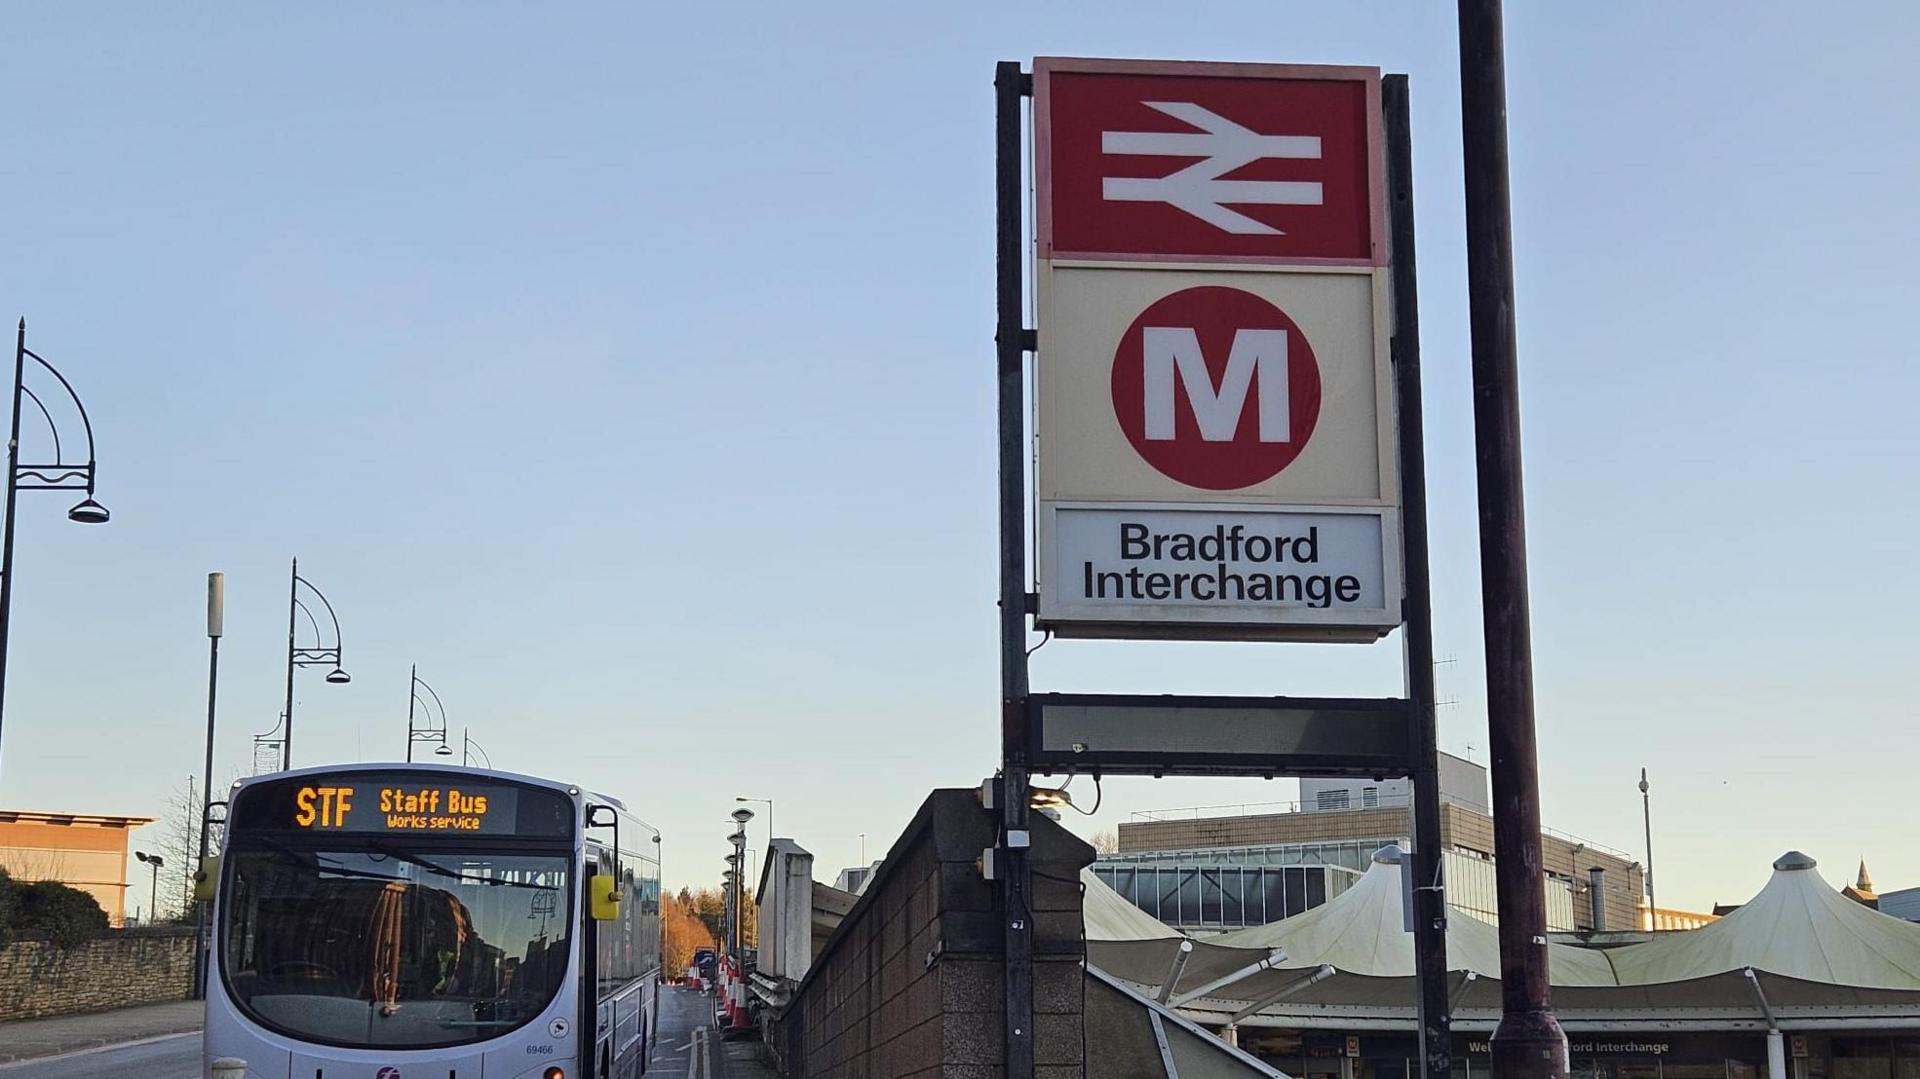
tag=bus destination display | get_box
[291,782,521,835]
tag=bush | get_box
[0,868,16,949]
[10,877,108,947]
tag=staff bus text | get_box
[292,785,493,831]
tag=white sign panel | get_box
[1043,505,1399,639]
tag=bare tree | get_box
[1088,829,1119,855]
[154,777,200,921]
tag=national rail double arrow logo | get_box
[1102,102,1323,235]
[1042,67,1374,261]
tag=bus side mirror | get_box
[193,856,221,903]
[590,873,622,921]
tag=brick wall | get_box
[0,927,195,1021]
[772,789,1092,1079]
[1119,806,1411,853]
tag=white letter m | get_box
[1142,327,1288,442]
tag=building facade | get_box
[1114,754,1644,933]
[0,810,155,926]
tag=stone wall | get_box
[771,789,1092,1078]
[0,927,195,1021]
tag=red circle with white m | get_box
[1110,285,1322,491]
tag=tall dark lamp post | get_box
[0,321,110,787]
[405,666,453,762]
[722,856,740,962]
[192,572,224,997]
[729,811,751,962]
[1640,768,1656,926]
[282,559,351,771]
[1458,1,1567,1073]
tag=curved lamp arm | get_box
[22,346,100,489]
[294,576,347,659]
[411,677,449,732]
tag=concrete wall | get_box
[771,789,1092,1079]
[1436,753,1491,814]
[0,927,194,1021]
[759,839,816,981]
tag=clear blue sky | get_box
[2,4,1914,918]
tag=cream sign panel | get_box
[1037,265,1392,505]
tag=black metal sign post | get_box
[994,59,1037,1079]
[995,63,1449,1078]
[1456,2,1568,1076]
[1385,73,1454,1079]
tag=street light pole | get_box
[1458,1,1567,1075]
[462,730,491,769]
[135,852,164,923]
[1640,768,1656,926]
[0,320,110,788]
[736,796,773,852]
[282,559,297,770]
[406,668,452,762]
[192,572,224,997]
[730,807,753,965]
[0,323,28,786]
[406,663,417,762]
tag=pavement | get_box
[0,989,780,1079]
[0,1001,203,1066]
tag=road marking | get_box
[0,1030,198,1071]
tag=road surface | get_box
[0,986,732,1078]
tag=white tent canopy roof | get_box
[1208,845,1617,987]
[1083,845,1920,1016]
[1605,851,1920,990]
[1083,866,1184,942]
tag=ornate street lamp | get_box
[251,713,285,776]
[405,666,453,761]
[461,729,492,769]
[282,559,350,770]
[0,321,110,785]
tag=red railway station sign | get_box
[1032,57,1400,641]
[1036,57,1384,264]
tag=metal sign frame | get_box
[993,63,1451,1079]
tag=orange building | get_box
[0,810,156,926]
